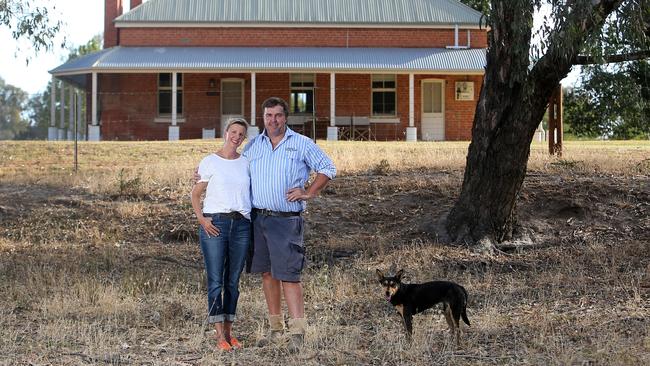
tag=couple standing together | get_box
[190,97,336,352]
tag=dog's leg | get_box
[444,303,455,332]
[450,302,462,347]
[402,310,413,342]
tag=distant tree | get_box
[0,77,30,140]
[1,0,64,60]
[445,0,649,250]
[25,35,102,139]
[565,61,650,139]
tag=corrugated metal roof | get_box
[49,46,486,76]
[115,0,482,26]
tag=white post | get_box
[58,82,66,140]
[88,72,100,141]
[48,78,58,140]
[169,72,180,141]
[248,72,259,139]
[327,72,338,141]
[406,73,417,141]
[76,92,84,140]
[67,86,74,140]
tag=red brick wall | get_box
[95,72,482,141]
[443,74,483,140]
[119,27,488,48]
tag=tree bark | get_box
[446,0,624,246]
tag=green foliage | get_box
[0,77,30,140]
[565,60,650,139]
[66,34,102,60]
[0,0,64,59]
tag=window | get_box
[290,74,315,114]
[371,74,396,116]
[158,73,183,116]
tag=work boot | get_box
[287,318,307,353]
[256,314,284,347]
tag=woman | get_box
[191,118,251,351]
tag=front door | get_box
[421,80,445,141]
[221,79,244,137]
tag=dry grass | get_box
[0,139,648,365]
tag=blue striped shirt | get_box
[242,127,336,212]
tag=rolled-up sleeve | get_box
[305,141,336,179]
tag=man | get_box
[245,97,335,350]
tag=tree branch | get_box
[528,0,624,103]
[573,50,650,65]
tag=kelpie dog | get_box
[376,269,470,344]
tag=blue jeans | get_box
[199,215,251,323]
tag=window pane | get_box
[384,92,396,114]
[177,91,183,114]
[372,74,395,89]
[290,90,314,113]
[159,91,171,114]
[159,73,171,88]
[176,73,183,88]
[432,83,442,113]
[291,74,314,87]
[372,91,396,115]
[423,83,433,113]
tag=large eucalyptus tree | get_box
[446,0,649,249]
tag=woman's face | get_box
[225,123,247,147]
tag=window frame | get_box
[158,73,184,117]
[371,74,397,117]
[290,74,315,115]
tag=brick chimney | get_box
[131,0,143,8]
[104,0,123,48]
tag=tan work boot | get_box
[287,318,307,353]
[256,314,284,347]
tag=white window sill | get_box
[154,117,186,123]
[370,117,400,124]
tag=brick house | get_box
[49,0,487,141]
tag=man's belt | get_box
[253,208,301,217]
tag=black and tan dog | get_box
[376,269,470,343]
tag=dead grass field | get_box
[0,140,648,365]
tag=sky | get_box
[0,0,580,97]
[0,0,106,96]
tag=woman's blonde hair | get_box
[225,118,249,133]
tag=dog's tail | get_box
[460,285,471,326]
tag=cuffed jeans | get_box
[199,215,251,323]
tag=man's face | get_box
[263,105,287,137]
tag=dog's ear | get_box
[376,269,384,281]
[396,269,404,281]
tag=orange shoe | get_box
[217,340,232,352]
[229,337,242,349]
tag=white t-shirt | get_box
[198,154,251,219]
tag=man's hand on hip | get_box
[286,188,314,202]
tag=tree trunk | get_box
[445,0,623,246]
